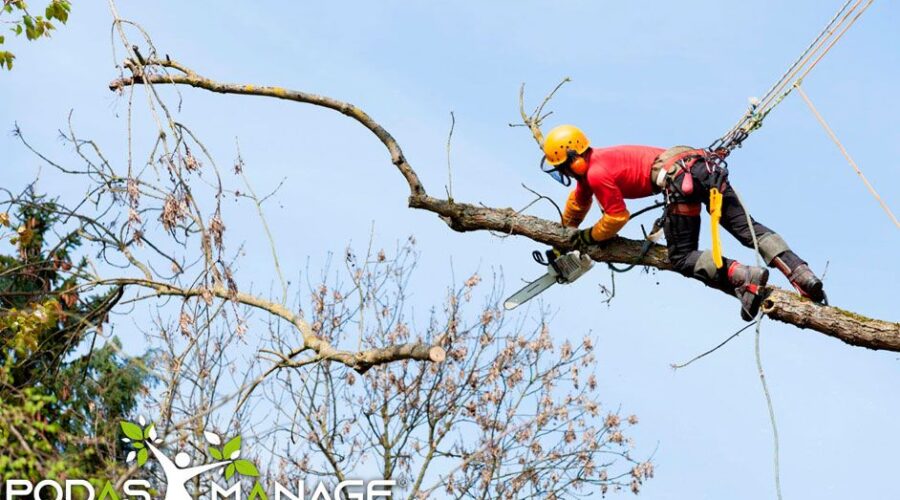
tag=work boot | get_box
[771,253,827,304]
[727,261,769,321]
[787,264,826,304]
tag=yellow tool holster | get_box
[709,188,724,268]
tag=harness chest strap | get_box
[650,146,708,189]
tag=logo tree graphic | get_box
[120,419,259,500]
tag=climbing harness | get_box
[651,147,726,271]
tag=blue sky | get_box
[3,1,899,498]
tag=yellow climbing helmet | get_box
[543,125,590,166]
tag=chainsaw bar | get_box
[503,251,593,310]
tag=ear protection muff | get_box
[566,149,588,176]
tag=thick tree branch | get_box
[109,59,900,353]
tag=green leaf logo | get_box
[234,459,259,477]
[225,463,236,480]
[121,421,144,441]
[223,436,241,459]
[137,448,149,466]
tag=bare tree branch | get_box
[92,277,443,373]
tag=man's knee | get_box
[668,249,699,277]
[757,232,790,265]
[667,249,718,282]
[691,250,718,281]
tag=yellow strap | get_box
[710,188,724,268]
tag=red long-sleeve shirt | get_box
[563,145,664,240]
[574,145,663,214]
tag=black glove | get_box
[570,227,597,250]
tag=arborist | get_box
[540,124,826,320]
